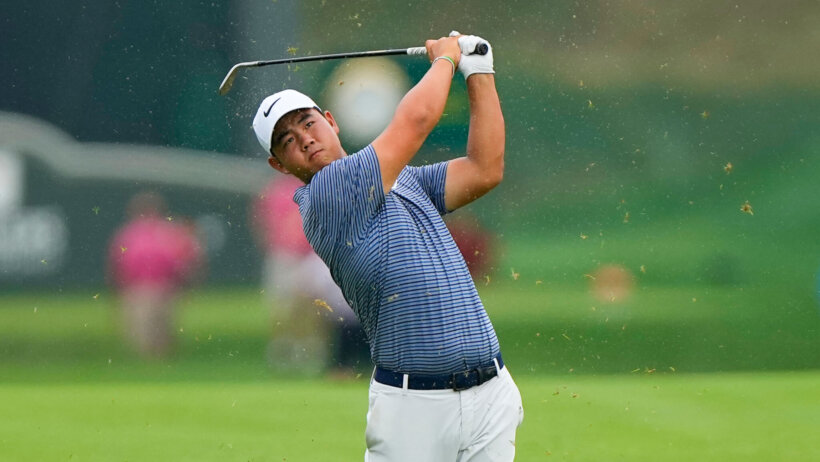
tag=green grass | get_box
[0,372,817,461]
[0,284,817,460]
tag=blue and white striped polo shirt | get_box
[293,145,500,375]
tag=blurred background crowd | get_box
[1,0,818,377]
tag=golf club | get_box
[218,43,488,95]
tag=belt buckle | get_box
[451,370,472,391]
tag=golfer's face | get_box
[271,108,343,182]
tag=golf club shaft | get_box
[219,47,425,95]
[219,43,488,95]
[251,47,428,67]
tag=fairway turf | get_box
[1,372,817,461]
[1,286,817,460]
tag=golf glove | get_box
[450,31,494,80]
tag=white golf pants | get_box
[364,365,524,462]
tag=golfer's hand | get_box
[425,36,461,68]
[449,31,494,80]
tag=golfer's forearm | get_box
[466,75,505,182]
[394,59,454,136]
[372,56,455,192]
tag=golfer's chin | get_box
[308,149,324,162]
[312,152,341,168]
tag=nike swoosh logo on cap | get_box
[263,98,281,117]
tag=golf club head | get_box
[218,65,242,95]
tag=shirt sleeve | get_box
[303,145,385,247]
[406,161,450,215]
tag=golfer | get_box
[252,33,522,461]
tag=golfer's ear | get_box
[268,155,287,173]
[323,110,340,135]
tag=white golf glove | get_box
[449,30,494,80]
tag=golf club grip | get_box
[473,42,489,55]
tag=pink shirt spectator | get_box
[252,176,313,257]
[108,215,201,291]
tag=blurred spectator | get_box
[590,264,634,303]
[107,191,204,359]
[445,212,496,280]
[251,177,369,376]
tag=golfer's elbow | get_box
[485,158,504,189]
[472,156,504,193]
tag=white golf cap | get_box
[252,89,321,153]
